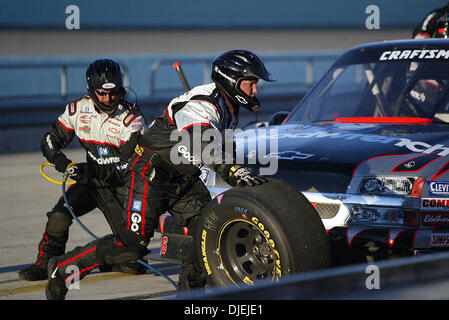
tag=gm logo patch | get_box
[97,145,110,157]
[428,181,449,196]
[132,200,142,212]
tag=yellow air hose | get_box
[39,162,77,185]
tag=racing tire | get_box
[196,178,331,287]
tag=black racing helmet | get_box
[211,50,276,112]
[86,59,126,113]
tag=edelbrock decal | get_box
[422,213,449,226]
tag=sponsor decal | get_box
[132,200,142,212]
[51,267,59,279]
[46,135,54,149]
[201,230,212,275]
[235,95,248,104]
[79,115,92,124]
[403,161,416,169]
[265,150,314,160]
[199,167,209,184]
[134,145,144,156]
[107,119,120,127]
[88,150,120,165]
[97,145,110,157]
[428,181,449,196]
[130,117,144,132]
[234,206,249,214]
[123,114,135,127]
[102,82,116,89]
[214,66,236,83]
[161,236,168,255]
[422,198,449,210]
[431,233,449,247]
[69,102,76,116]
[81,106,91,113]
[379,49,449,61]
[130,212,142,232]
[273,129,449,156]
[410,90,426,102]
[79,125,90,134]
[422,212,449,225]
[108,127,120,135]
[177,145,203,168]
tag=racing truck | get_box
[158,39,449,287]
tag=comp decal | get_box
[421,198,449,211]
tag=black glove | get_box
[67,162,91,185]
[227,165,267,187]
[52,153,72,173]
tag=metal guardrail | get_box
[0,52,341,130]
[0,60,130,101]
[179,251,449,300]
[149,53,341,97]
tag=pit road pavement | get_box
[0,149,180,300]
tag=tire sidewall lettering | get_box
[199,196,283,285]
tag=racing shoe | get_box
[45,258,68,300]
[18,264,48,281]
[177,260,206,291]
[111,260,147,275]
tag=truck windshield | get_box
[287,58,449,124]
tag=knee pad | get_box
[46,210,73,236]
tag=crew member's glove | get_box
[52,153,72,173]
[67,162,91,185]
[228,165,267,187]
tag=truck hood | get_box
[235,122,449,191]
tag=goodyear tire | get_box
[197,178,331,287]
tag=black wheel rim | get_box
[218,219,275,285]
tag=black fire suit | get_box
[33,96,144,270]
[49,83,242,289]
